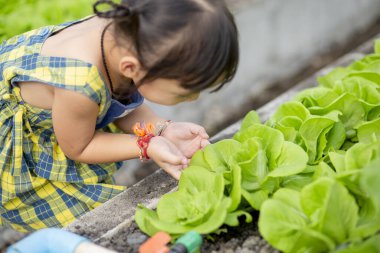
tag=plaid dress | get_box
[0,19,143,232]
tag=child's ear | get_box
[119,56,144,81]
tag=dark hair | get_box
[94,0,239,93]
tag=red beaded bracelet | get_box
[132,120,172,162]
[132,122,156,162]
[136,134,154,161]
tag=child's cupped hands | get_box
[147,122,210,180]
[161,122,210,159]
[147,136,189,180]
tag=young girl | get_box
[0,0,238,232]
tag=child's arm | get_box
[114,104,165,134]
[52,88,186,178]
[52,88,140,163]
[115,104,210,159]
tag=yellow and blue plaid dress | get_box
[0,19,143,232]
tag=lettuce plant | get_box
[331,159,380,253]
[189,140,253,225]
[329,139,380,196]
[259,178,358,253]
[233,122,308,209]
[297,41,380,143]
[266,101,346,164]
[328,140,380,240]
[189,139,243,212]
[259,155,380,253]
[265,101,310,144]
[135,166,231,236]
[294,87,365,141]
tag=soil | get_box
[83,211,279,253]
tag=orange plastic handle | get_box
[139,231,171,253]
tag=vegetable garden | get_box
[135,41,380,253]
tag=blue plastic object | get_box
[6,228,89,253]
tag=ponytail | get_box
[93,0,132,18]
[93,0,140,47]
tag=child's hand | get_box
[161,122,210,159]
[147,136,189,180]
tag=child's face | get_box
[137,78,200,105]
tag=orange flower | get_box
[146,123,155,134]
[132,122,146,137]
[132,122,156,136]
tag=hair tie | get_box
[93,0,131,18]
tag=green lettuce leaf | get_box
[190,139,242,173]
[259,188,335,253]
[333,234,380,253]
[233,124,308,209]
[352,158,380,239]
[301,178,358,244]
[189,140,242,211]
[299,116,345,164]
[240,110,261,132]
[357,118,380,143]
